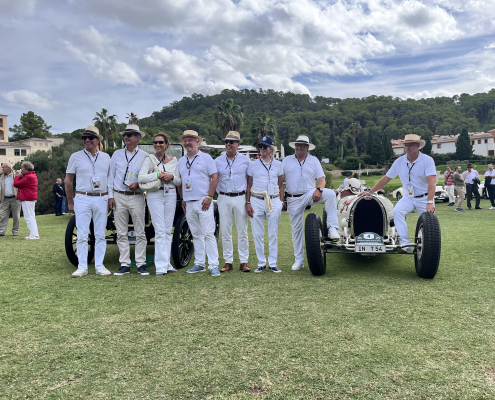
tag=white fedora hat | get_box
[403,134,426,150]
[119,124,146,139]
[82,125,103,141]
[289,135,315,151]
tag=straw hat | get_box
[224,131,242,143]
[289,135,315,150]
[119,124,146,139]
[179,130,203,142]
[403,134,425,149]
[82,125,103,141]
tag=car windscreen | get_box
[138,143,184,161]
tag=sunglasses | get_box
[224,140,237,145]
[82,136,96,141]
[123,133,137,138]
[153,140,167,145]
[258,144,268,149]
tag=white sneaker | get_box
[96,267,111,276]
[25,236,40,240]
[328,228,340,240]
[72,269,88,278]
[291,262,304,271]
[490,206,495,210]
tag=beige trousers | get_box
[0,197,21,235]
[456,186,466,208]
[113,192,147,267]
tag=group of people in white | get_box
[66,126,437,278]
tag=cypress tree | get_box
[382,133,394,160]
[456,128,473,160]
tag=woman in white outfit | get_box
[138,133,181,276]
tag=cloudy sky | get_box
[1,0,495,134]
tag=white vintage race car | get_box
[305,189,441,279]
[392,186,449,202]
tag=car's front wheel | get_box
[305,213,326,276]
[414,212,441,279]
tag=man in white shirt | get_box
[484,163,495,209]
[361,134,436,252]
[0,162,21,236]
[177,130,220,276]
[462,163,481,210]
[215,131,251,273]
[282,135,339,271]
[343,172,351,188]
[65,126,113,277]
[110,124,149,276]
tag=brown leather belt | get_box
[219,191,246,197]
[115,190,142,195]
[76,191,108,197]
[286,193,304,198]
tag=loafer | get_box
[475,207,482,210]
[72,268,88,278]
[12,232,18,236]
[239,263,250,272]
[220,263,233,272]
[186,265,206,274]
[114,266,131,276]
[137,265,149,276]
[211,268,221,277]
[291,262,304,271]
[96,267,111,276]
[269,266,282,273]
[254,266,266,273]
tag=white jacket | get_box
[138,154,182,188]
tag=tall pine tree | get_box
[382,133,393,160]
[456,128,473,160]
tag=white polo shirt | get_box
[4,174,15,197]
[462,169,479,184]
[110,147,148,195]
[66,150,113,195]
[247,158,283,192]
[282,154,325,194]
[215,152,250,193]
[178,151,218,201]
[386,152,436,196]
[484,169,495,185]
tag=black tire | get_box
[322,209,328,238]
[172,213,194,269]
[414,212,441,279]
[396,192,402,201]
[305,213,326,276]
[64,215,95,268]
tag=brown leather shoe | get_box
[220,263,233,272]
[239,263,250,272]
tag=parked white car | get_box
[392,186,449,202]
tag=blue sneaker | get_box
[211,268,220,277]
[269,266,282,273]
[448,202,455,206]
[455,208,464,212]
[254,265,266,273]
[114,266,131,276]
[186,265,206,274]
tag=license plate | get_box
[355,245,385,253]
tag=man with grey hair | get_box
[0,162,21,236]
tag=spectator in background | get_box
[443,166,456,206]
[53,178,64,216]
[484,163,495,210]
[343,172,351,188]
[0,162,21,236]
[453,166,466,212]
[13,161,39,240]
[462,163,481,210]
[60,178,67,215]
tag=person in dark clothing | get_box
[60,180,67,215]
[53,178,64,216]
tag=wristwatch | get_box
[317,188,323,193]
[426,200,434,204]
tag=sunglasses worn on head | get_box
[224,140,237,145]
[258,144,268,149]
[82,136,96,141]
[154,140,166,144]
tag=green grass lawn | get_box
[1,199,495,399]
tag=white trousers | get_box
[21,201,39,237]
[287,189,338,264]
[251,196,283,267]
[114,192,147,267]
[185,200,219,269]
[446,185,455,203]
[217,194,249,264]
[393,195,427,245]
[146,190,177,274]
[74,194,108,270]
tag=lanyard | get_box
[296,155,306,176]
[225,154,237,178]
[260,157,273,175]
[406,162,416,182]
[186,155,198,176]
[125,148,139,167]
[156,154,167,172]
[84,150,99,175]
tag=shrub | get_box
[324,171,333,188]
[344,156,366,170]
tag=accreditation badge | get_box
[164,184,170,195]
[226,178,235,193]
[184,178,192,192]
[92,176,101,191]
[407,183,414,197]
[297,178,305,193]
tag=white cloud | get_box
[2,90,56,110]
[0,0,37,16]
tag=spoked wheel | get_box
[414,212,441,279]
[305,213,326,276]
[172,213,194,268]
[64,215,95,267]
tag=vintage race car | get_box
[304,189,441,279]
[392,186,448,202]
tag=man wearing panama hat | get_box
[361,134,436,252]
[281,135,339,271]
[110,124,149,276]
[65,125,113,277]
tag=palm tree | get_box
[93,108,118,148]
[127,112,139,125]
[348,122,361,156]
[250,114,277,144]
[214,99,243,139]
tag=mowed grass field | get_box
[1,197,495,399]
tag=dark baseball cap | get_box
[259,136,274,146]
[467,163,473,168]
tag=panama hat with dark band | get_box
[119,124,146,139]
[81,125,103,141]
[289,135,315,150]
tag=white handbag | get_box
[138,155,162,193]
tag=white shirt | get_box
[484,169,495,185]
[386,152,436,196]
[215,152,250,193]
[462,169,479,184]
[4,174,14,197]
[247,158,283,192]
[282,154,325,194]
[178,151,218,201]
[110,147,148,194]
[343,177,350,187]
[66,150,113,195]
